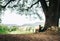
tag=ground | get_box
[0,31,60,41]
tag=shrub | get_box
[0,24,9,34]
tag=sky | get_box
[1,8,45,26]
[1,0,45,26]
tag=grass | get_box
[8,30,34,34]
[0,24,60,34]
[0,24,35,34]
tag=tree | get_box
[0,0,60,32]
[37,0,60,31]
[41,0,59,27]
[0,0,44,22]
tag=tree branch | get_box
[38,0,48,11]
[26,0,39,10]
[17,0,21,4]
[2,0,15,8]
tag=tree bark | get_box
[39,0,59,31]
[46,0,59,27]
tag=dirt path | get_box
[0,33,60,41]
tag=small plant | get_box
[0,24,9,34]
[9,26,18,32]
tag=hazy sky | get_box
[1,8,45,25]
[1,0,45,26]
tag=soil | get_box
[0,32,60,41]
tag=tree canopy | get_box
[0,0,45,25]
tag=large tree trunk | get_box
[46,0,59,27]
[39,0,59,31]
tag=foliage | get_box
[0,24,35,34]
[0,0,43,21]
[0,24,9,34]
[9,26,18,32]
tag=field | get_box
[0,24,35,34]
[0,24,60,41]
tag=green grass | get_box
[0,24,35,34]
[8,30,34,34]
